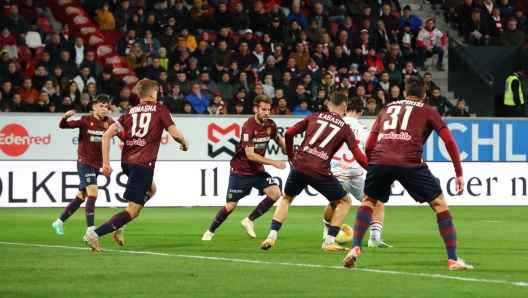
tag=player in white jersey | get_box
[325,97,392,248]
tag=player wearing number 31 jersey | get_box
[83,79,189,252]
[260,92,369,252]
[343,76,473,270]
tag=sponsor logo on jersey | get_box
[303,146,329,160]
[267,127,271,135]
[104,122,109,129]
[87,129,105,136]
[253,137,270,143]
[126,138,147,146]
[85,173,96,177]
[229,189,243,193]
[378,132,412,140]
[243,133,249,142]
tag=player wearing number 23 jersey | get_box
[260,92,369,252]
[83,79,189,252]
[344,77,473,270]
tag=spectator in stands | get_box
[19,77,39,105]
[397,22,416,63]
[97,68,125,96]
[156,70,171,100]
[358,71,375,97]
[366,48,384,73]
[232,2,250,35]
[283,21,301,51]
[201,101,220,115]
[185,57,201,80]
[30,90,50,112]
[380,5,400,37]
[386,61,402,86]
[2,80,15,101]
[3,92,27,112]
[164,84,185,113]
[80,51,103,78]
[126,13,143,36]
[289,83,308,110]
[423,72,437,98]
[58,23,73,47]
[464,8,491,46]
[97,2,116,31]
[363,98,379,116]
[308,3,331,33]
[177,28,197,53]
[50,65,69,92]
[46,34,66,63]
[65,81,81,104]
[56,95,75,112]
[376,71,392,93]
[425,86,453,116]
[173,71,191,95]
[389,85,403,102]
[158,26,178,52]
[500,19,528,46]
[261,74,275,98]
[289,42,310,71]
[383,43,404,71]
[265,16,284,45]
[287,2,308,29]
[186,82,209,114]
[230,87,247,111]
[375,20,396,56]
[513,8,526,32]
[195,71,218,101]
[114,0,132,33]
[0,27,17,59]
[31,65,48,91]
[144,57,165,80]
[212,2,232,32]
[75,93,92,113]
[190,0,214,33]
[41,79,60,103]
[57,50,78,79]
[73,66,96,93]
[3,4,29,44]
[400,5,422,32]
[402,61,420,77]
[372,89,388,109]
[270,97,292,115]
[292,99,312,115]
[171,0,192,32]
[6,62,24,89]
[192,40,211,71]
[126,42,146,73]
[358,5,378,30]
[0,49,11,75]
[320,72,337,95]
[259,55,282,84]
[488,7,504,39]
[117,29,138,57]
[179,100,194,114]
[217,73,235,102]
[140,29,161,57]
[457,0,477,36]
[446,99,471,117]
[416,19,446,71]
[497,0,515,20]
[70,37,88,67]
[110,86,135,108]
[142,13,160,36]
[148,0,172,26]
[235,71,253,93]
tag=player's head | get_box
[135,78,159,102]
[403,76,426,101]
[346,97,364,117]
[328,92,348,114]
[92,94,110,119]
[253,94,272,123]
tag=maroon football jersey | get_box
[116,102,175,169]
[230,116,278,175]
[292,112,358,178]
[370,99,447,166]
[59,114,115,169]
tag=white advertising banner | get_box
[0,161,526,207]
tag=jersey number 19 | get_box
[131,113,152,137]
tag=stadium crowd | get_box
[3,0,525,117]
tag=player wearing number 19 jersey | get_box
[83,79,189,252]
[343,76,473,270]
[260,92,369,252]
[202,95,287,241]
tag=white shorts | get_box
[339,173,366,202]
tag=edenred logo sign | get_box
[0,124,51,157]
[207,123,240,158]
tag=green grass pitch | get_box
[1,206,528,297]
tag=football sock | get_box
[58,196,84,222]
[268,220,282,240]
[352,206,373,248]
[94,210,132,237]
[85,196,97,227]
[208,206,231,233]
[369,221,383,240]
[436,210,458,260]
[323,219,330,235]
[248,196,275,221]
[324,225,340,244]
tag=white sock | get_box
[268,230,278,240]
[369,221,383,240]
[323,218,330,235]
[56,219,63,224]
[324,235,336,245]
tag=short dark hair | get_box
[433,86,441,92]
[329,91,347,107]
[92,94,110,105]
[347,97,364,113]
[254,94,272,107]
[405,76,426,99]
[514,63,524,72]
[424,72,432,77]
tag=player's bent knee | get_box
[85,185,98,197]
[150,181,157,198]
[362,196,378,208]
[225,202,238,212]
[429,194,449,213]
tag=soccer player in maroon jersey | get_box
[202,94,287,241]
[343,76,474,270]
[52,95,121,235]
[260,92,369,252]
[83,79,189,252]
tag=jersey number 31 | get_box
[383,106,414,130]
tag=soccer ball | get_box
[335,224,353,244]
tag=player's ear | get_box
[253,106,257,114]
[421,93,427,102]
[403,90,407,98]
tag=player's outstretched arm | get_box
[101,123,119,177]
[168,125,189,151]
[438,127,464,196]
[364,132,379,162]
[244,147,286,170]
[58,110,80,129]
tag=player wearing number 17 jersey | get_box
[83,79,189,252]
[343,76,473,270]
[260,92,369,252]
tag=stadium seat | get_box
[330,22,338,35]
[24,59,39,77]
[300,7,310,17]
[13,59,21,70]
[25,31,42,48]
[17,45,32,62]
[252,34,261,42]
[104,30,123,46]
[208,32,217,42]
[38,17,55,34]
[229,33,240,43]
[390,10,401,19]
[34,46,45,59]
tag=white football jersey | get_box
[331,117,370,181]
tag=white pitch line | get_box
[1,241,527,287]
